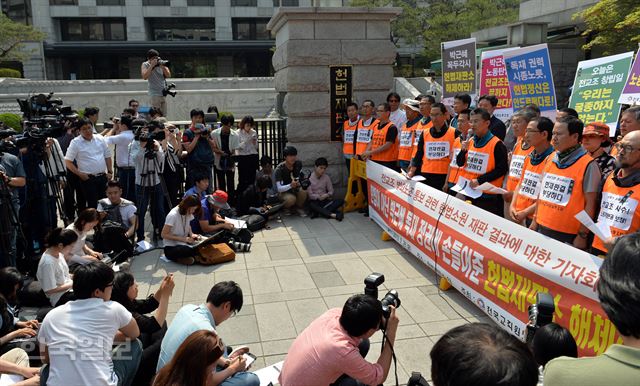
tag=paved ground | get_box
[130,212,492,385]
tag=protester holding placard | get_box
[582,122,615,178]
[504,109,536,206]
[510,117,555,225]
[397,99,422,171]
[532,116,601,249]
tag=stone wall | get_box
[268,7,401,195]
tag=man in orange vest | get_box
[592,130,640,255]
[444,108,471,194]
[532,116,601,249]
[509,116,554,226]
[355,99,377,216]
[342,102,360,173]
[456,108,509,217]
[397,99,422,171]
[362,103,399,172]
[413,95,435,156]
[503,109,536,213]
[408,102,459,190]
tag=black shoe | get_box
[310,212,319,219]
[336,211,344,221]
[363,208,369,217]
[358,207,366,213]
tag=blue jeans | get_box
[118,168,137,204]
[135,184,165,240]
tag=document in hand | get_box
[451,176,482,199]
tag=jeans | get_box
[217,351,260,386]
[118,168,136,204]
[135,184,165,240]
[81,174,108,209]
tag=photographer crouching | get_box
[279,273,400,386]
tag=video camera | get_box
[16,92,73,121]
[363,273,401,320]
[525,291,555,344]
[134,122,166,159]
[0,127,18,154]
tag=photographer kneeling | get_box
[279,294,399,386]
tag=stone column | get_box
[267,7,401,194]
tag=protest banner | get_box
[479,48,518,122]
[503,44,557,119]
[569,52,633,137]
[441,38,477,104]
[619,52,640,106]
[366,160,620,356]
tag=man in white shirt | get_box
[387,92,407,130]
[104,115,136,202]
[64,118,113,209]
[95,180,138,262]
[38,261,141,386]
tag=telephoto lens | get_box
[380,289,401,318]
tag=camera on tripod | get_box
[134,122,166,159]
[163,83,177,98]
[525,291,555,344]
[363,273,401,320]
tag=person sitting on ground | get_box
[237,175,277,218]
[183,173,210,200]
[36,228,77,307]
[94,180,137,262]
[161,195,204,266]
[255,155,278,203]
[530,322,577,386]
[0,268,39,357]
[0,348,40,386]
[429,323,538,386]
[279,294,399,386]
[544,233,640,385]
[307,157,344,221]
[191,191,235,236]
[275,146,308,216]
[38,261,142,386]
[152,330,224,386]
[157,281,259,386]
[65,208,103,269]
[111,271,175,386]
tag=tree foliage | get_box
[0,12,46,62]
[577,0,640,55]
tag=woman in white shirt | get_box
[36,227,77,307]
[161,195,204,265]
[235,115,259,195]
[66,208,102,269]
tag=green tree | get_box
[577,0,640,55]
[0,12,46,62]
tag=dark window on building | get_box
[273,0,298,6]
[142,0,170,5]
[149,18,215,41]
[187,0,215,5]
[232,18,272,40]
[96,0,124,5]
[231,0,256,6]
[49,0,77,4]
[60,18,127,41]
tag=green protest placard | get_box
[569,52,633,136]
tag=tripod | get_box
[137,142,172,241]
[0,166,25,267]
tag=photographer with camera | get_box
[280,292,399,386]
[104,115,136,202]
[131,119,166,243]
[0,146,26,268]
[158,120,184,209]
[64,118,113,209]
[274,146,308,216]
[183,109,215,191]
[212,114,240,205]
[141,49,171,114]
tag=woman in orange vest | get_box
[504,110,535,206]
[456,108,509,217]
[510,117,554,226]
[362,103,399,172]
[397,99,422,171]
[592,131,640,255]
[532,116,601,249]
[342,102,360,173]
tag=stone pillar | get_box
[267,7,401,194]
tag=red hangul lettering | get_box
[458,212,470,226]
[469,218,489,237]
[489,227,501,243]
[579,270,598,291]
[562,263,586,284]
[551,258,571,275]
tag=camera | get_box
[292,160,312,190]
[228,240,251,252]
[134,123,166,159]
[157,57,170,67]
[525,291,555,344]
[103,121,114,130]
[162,83,177,98]
[0,128,17,140]
[363,273,401,319]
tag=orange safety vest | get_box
[342,118,360,156]
[397,119,420,162]
[412,119,433,158]
[535,152,593,234]
[506,138,534,191]
[462,135,505,191]
[355,118,377,156]
[370,121,399,162]
[513,150,554,219]
[448,137,463,184]
[421,126,457,175]
[592,172,640,252]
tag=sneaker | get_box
[297,209,307,217]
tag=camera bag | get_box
[239,214,267,232]
[195,243,236,265]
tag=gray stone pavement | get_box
[130,212,492,385]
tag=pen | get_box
[272,365,280,373]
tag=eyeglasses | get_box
[614,143,640,153]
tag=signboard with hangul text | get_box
[479,48,519,122]
[503,44,557,120]
[569,52,633,137]
[618,52,640,106]
[441,38,477,102]
[366,160,620,357]
[330,65,353,142]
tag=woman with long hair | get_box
[235,115,259,195]
[0,268,39,356]
[111,271,174,385]
[36,227,77,307]
[65,208,102,268]
[152,330,225,386]
[161,194,203,265]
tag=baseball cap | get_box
[207,190,230,210]
[583,122,609,137]
[403,98,420,112]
